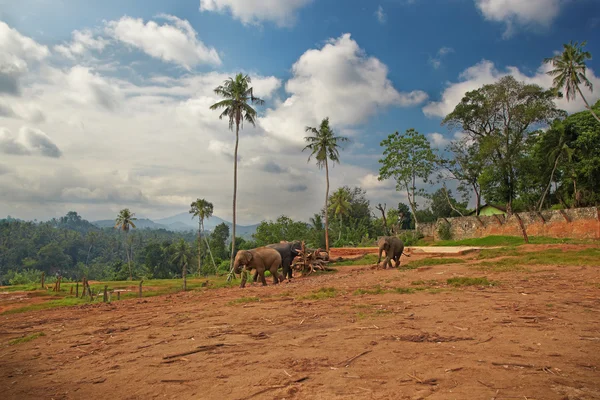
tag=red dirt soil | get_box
[1,249,599,400]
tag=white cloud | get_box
[423,60,600,118]
[359,173,388,190]
[427,132,450,148]
[375,5,386,24]
[429,47,454,69]
[199,0,313,27]
[55,29,109,59]
[260,33,428,145]
[474,0,563,38]
[0,21,49,95]
[105,14,221,69]
[0,126,61,157]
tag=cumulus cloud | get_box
[423,60,600,118]
[0,127,61,157]
[63,66,122,111]
[474,0,563,38]
[0,21,49,95]
[375,5,386,24]
[105,14,221,69]
[427,132,450,148]
[55,29,109,59]
[260,33,428,145]
[199,0,313,27]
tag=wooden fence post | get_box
[514,213,529,244]
[41,272,45,289]
[76,282,79,298]
[139,280,143,298]
[103,286,108,303]
[183,262,187,292]
[117,291,121,300]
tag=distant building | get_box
[469,204,507,216]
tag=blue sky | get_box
[0,0,599,224]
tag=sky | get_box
[0,0,599,224]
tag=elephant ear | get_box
[244,251,254,263]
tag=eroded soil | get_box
[1,247,599,400]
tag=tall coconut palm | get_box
[210,73,264,280]
[303,117,348,252]
[172,239,191,291]
[189,198,214,276]
[114,208,137,280]
[544,41,600,124]
[329,187,351,242]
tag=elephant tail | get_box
[402,252,411,257]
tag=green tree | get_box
[397,203,412,230]
[209,223,230,261]
[172,239,191,291]
[443,76,560,213]
[329,187,351,242]
[210,73,264,279]
[303,117,349,252]
[114,208,137,280]
[252,216,310,246]
[378,129,437,229]
[189,198,214,276]
[429,188,467,218]
[545,41,600,124]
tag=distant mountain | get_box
[92,213,259,238]
[155,212,259,238]
[92,218,170,230]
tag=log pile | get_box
[292,242,334,276]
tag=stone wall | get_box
[418,222,436,238]
[433,207,600,241]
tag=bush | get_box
[398,231,424,246]
[217,260,231,275]
[5,269,44,285]
[437,223,452,241]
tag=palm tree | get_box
[114,208,137,280]
[210,73,264,279]
[303,117,349,252]
[85,231,98,267]
[544,41,600,124]
[172,239,191,291]
[538,127,574,211]
[189,198,214,276]
[329,187,351,242]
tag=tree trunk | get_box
[324,158,330,252]
[538,152,562,211]
[228,122,240,281]
[86,244,93,267]
[125,232,132,281]
[197,219,202,276]
[376,204,389,235]
[182,262,187,291]
[576,86,600,124]
[473,184,481,216]
[442,186,464,217]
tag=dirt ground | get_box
[1,246,599,400]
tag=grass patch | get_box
[475,248,600,272]
[331,254,379,266]
[394,287,415,294]
[403,258,465,269]
[299,287,337,300]
[431,235,585,247]
[476,247,521,259]
[2,297,88,315]
[353,285,387,296]
[447,277,494,287]
[8,332,45,345]
[228,296,260,305]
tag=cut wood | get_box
[162,343,227,360]
[340,350,372,367]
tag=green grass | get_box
[2,297,89,315]
[446,277,495,287]
[411,280,439,286]
[8,332,46,345]
[394,287,416,294]
[353,285,387,296]
[475,248,600,272]
[299,287,338,300]
[431,235,585,247]
[228,296,260,305]
[476,247,521,259]
[403,258,466,269]
[331,254,379,266]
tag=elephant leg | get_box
[271,264,280,285]
[240,267,249,288]
[384,256,392,269]
[253,271,259,283]
[394,255,401,268]
[258,269,268,286]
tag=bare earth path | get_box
[1,250,599,399]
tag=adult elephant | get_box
[253,240,302,282]
[377,236,408,269]
[234,247,283,288]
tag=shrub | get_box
[5,269,44,285]
[398,231,424,246]
[437,223,452,241]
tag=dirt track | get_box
[1,250,600,400]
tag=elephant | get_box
[252,240,302,282]
[377,236,409,269]
[234,247,283,288]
